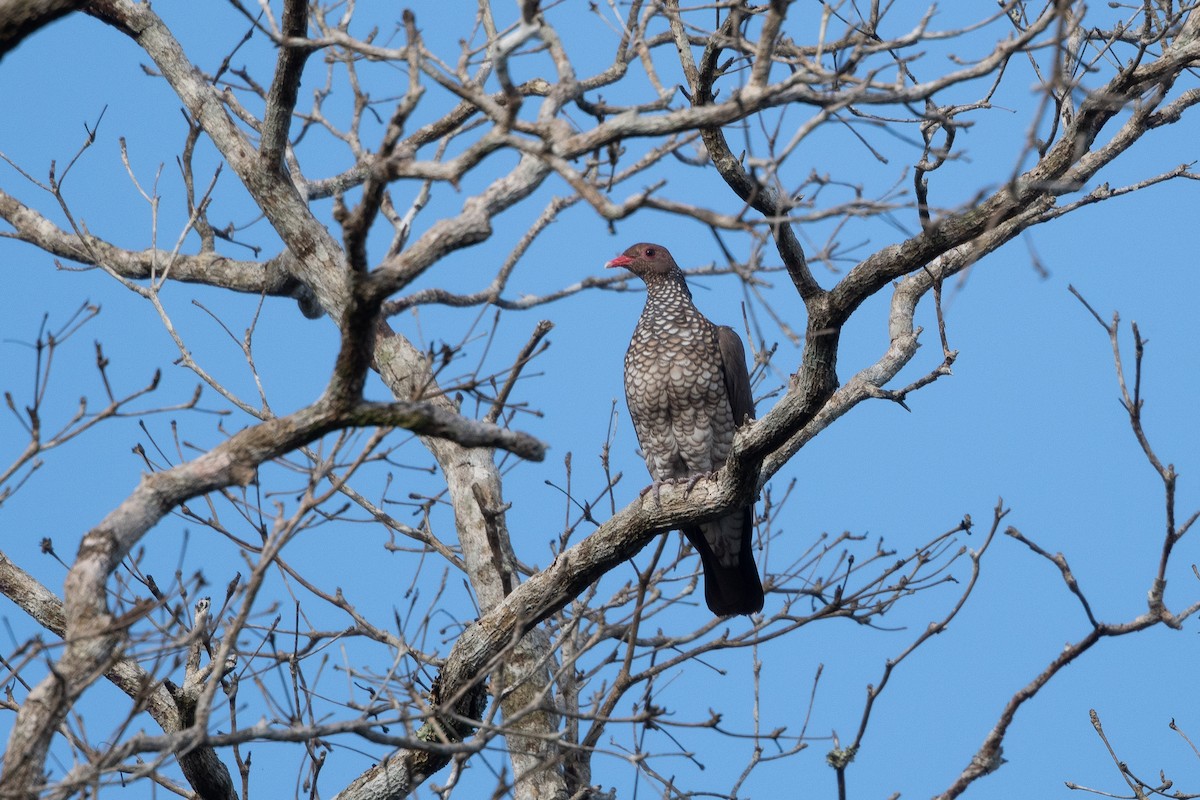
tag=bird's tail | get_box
[683,507,764,616]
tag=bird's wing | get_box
[716,325,754,426]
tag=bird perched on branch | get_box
[606,243,763,616]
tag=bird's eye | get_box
[645,247,657,257]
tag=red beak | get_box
[605,254,633,269]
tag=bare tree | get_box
[1,2,1198,799]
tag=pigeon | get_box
[607,242,764,616]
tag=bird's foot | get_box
[640,474,714,506]
[640,477,686,507]
[680,472,713,496]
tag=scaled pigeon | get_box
[607,243,764,616]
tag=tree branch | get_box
[258,0,310,171]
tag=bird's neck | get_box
[642,272,693,306]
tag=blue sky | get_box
[1,3,1199,799]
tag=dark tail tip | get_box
[704,559,765,616]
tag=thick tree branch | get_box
[258,0,310,171]
[0,186,305,296]
[0,0,83,61]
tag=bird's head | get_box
[604,243,680,279]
